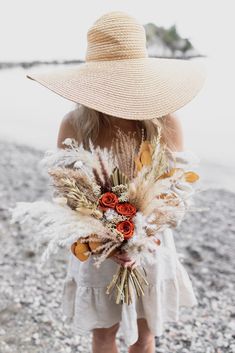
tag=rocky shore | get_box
[0,141,234,353]
[0,22,204,71]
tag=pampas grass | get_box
[111,128,140,180]
[49,167,100,202]
[9,199,107,264]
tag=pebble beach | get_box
[0,140,235,353]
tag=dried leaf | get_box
[71,240,90,261]
[184,171,200,183]
[140,150,152,166]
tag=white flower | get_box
[74,160,83,169]
[62,138,73,146]
[104,209,119,221]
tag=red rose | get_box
[115,202,136,217]
[116,220,134,240]
[99,192,119,211]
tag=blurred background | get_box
[0,1,234,353]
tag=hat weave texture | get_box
[86,11,148,61]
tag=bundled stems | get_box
[106,265,149,305]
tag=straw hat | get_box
[26,11,207,120]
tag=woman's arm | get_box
[162,113,184,152]
[57,111,80,149]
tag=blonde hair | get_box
[70,104,168,150]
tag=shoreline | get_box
[0,55,206,70]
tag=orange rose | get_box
[99,192,119,211]
[116,220,134,240]
[116,202,137,218]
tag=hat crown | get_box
[85,11,148,62]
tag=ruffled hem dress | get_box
[61,151,198,346]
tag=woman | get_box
[26,11,206,353]
[57,106,184,353]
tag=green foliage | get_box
[144,23,194,54]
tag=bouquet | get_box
[10,128,200,304]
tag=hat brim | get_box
[26,57,207,120]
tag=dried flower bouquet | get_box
[10,128,200,304]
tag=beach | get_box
[0,140,234,353]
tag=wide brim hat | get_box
[26,11,207,120]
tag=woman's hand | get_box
[110,250,137,268]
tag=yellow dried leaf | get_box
[184,171,199,183]
[158,193,178,201]
[71,239,90,261]
[159,168,184,179]
[158,193,168,199]
[139,141,151,153]
[159,168,175,179]
[134,140,153,175]
[134,156,143,172]
[140,150,152,165]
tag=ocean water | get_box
[0,57,234,191]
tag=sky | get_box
[0,0,234,62]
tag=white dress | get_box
[61,151,198,346]
[62,228,197,346]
